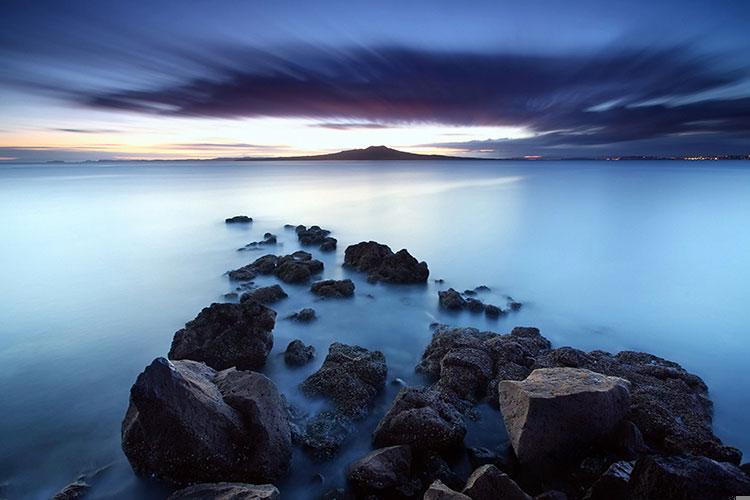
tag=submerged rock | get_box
[344,241,429,283]
[168,301,275,371]
[310,279,355,298]
[167,482,280,499]
[240,284,288,305]
[498,368,630,467]
[287,307,316,322]
[122,358,291,485]
[462,464,532,500]
[225,215,252,224]
[320,237,337,252]
[284,339,315,366]
[238,233,277,251]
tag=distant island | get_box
[230,145,479,161]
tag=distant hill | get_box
[233,145,480,161]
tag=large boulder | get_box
[372,387,466,452]
[301,343,387,418]
[462,464,532,500]
[275,251,324,283]
[628,455,750,500]
[347,445,418,496]
[122,358,291,485]
[167,482,279,499]
[344,241,429,283]
[239,284,287,305]
[310,279,355,298]
[168,301,275,371]
[498,368,631,467]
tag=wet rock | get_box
[465,298,485,313]
[416,326,496,380]
[462,464,532,500]
[238,233,277,251]
[629,454,750,500]
[301,343,386,418]
[475,285,491,292]
[122,358,291,485]
[424,480,471,500]
[586,461,632,500]
[224,292,238,300]
[301,410,355,459]
[508,301,523,311]
[417,454,465,492]
[311,279,355,298]
[347,445,417,496]
[276,251,324,283]
[225,215,252,224]
[52,480,90,500]
[484,304,503,318]
[606,420,648,459]
[167,482,280,499]
[467,446,517,475]
[320,237,337,252]
[344,241,429,283]
[228,254,278,281]
[438,289,466,310]
[498,368,630,467]
[437,346,494,401]
[296,225,332,245]
[373,387,466,452]
[463,289,478,296]
[288,307,316,322]
[284,339,315,366]
[168,301,275,371]
[240,284,288,305]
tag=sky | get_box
[1,0,749,161]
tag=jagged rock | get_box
[344,241,429,283]
[225,216,252,224]
[484,304,503,318]
[287,307,316,322]
[629,455,750,500]
[240,284,288,305]
[438,289,466,310]
[462,464,532,500]
[465,298,485,313]
[276,251,324,283]
[416,453,465,492]
[586,461,632,500]
[606,420,648,459]
[52,481,90,500]
[296,225,331,245]
[301,410,355,459]
[437,345,494,401]
[284,339,315,366]
[416,327,496,380]
[320,237,337,252]
[301,343,386,418]
[424,480,471,500]
[372,387,465,452]
[238,233,277,251]
[467,446,517,475]
[168,301,275,371]
[498,368,631,466]
[228,254,278,280]
[347,445,418,496]
[122,359,291,485]
[167,482,280,499]
[311,279,355,298]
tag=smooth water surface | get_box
[1,160,749,498]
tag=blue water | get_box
[0,160,748,498]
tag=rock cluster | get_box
[228,251,324,283]
[344,241,429,283]
[437,288,515,317]
[295,224,337,251]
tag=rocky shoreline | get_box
[59,216,750,499]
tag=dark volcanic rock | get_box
[240,284,288,305]
[629,455,750,500]
[167,482,280,499]
[373,387,466,453]
[344,241,429,283]
[301,343,387,418]
[168,301,275,371]
[347,445,418,496]
[238,233,277,251]
[276,251,324,283]
[320,237,337,252]
[424,480,471,499]
[122,358,291,485]
[310,279,355,298]
[284,339,315,366]
[498,368,631,467]
[296,225,331,245]
[225,215,252,224]
[462,464,532,500]
[287,307,316,322]
[465,298,485,313]
[484,304,503,318]
[586,460,633,500]
[438,289,466,310]
[301,410,355,459]
[228,254,278,281]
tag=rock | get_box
[240,284,288,305]
[296,225,331,245]
[311,279,355,298]
[228,254,278,281]
[467,446,517,475]
[416,453,465,492]
[238,234,277,251]
[122,358,291,484]
[167,482,280,499]
[629,455,750,500]
[498,368,631,467]
[438,289,466,310]
[52,480,90,500]
[288,307,317,322]
[424,480,471,500]
[416,327,496,380]
[344,241,429,283]
[347,445,417,496]
[475,285,491,292]
[742,462,750,475]
[301,343,387,418]
[462,464,532,500]
[372,387,465,452]
[224,292,239,300]
[437,346,494,401]
[301,410,355,459]
[606,420,648,459]
[586,461,632,500]
[465,298,485,313]
[275,251,324,283]
[168,301,275,371]
[320,237,337,252]
[509,301,523,311]
[284,339,315,366]
[535,491,567,500]
[463,289,478,296]
[225,215,252,224]
[484,304,503,318]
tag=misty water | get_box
[1,160,749,499]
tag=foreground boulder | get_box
[311,279,355,298]
[169,301,275,371]
[122,358,291,485]
[168,482,280,499]
[629,455,750,500]
[284,339,315,366]
[373,387,466,452]
[347,445,418,497]
[498,368,630,467]
[240,284,288,305]
[344,241,429,283]
[462,465,531,500]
